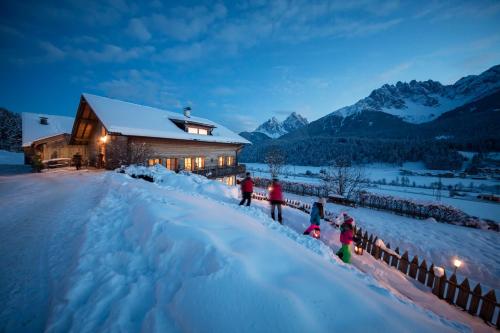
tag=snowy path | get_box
[0,171,107,332]
[251,199,496,333]
[0,168,487,332]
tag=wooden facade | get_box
[24,133,88,165]
[24,94,245,180]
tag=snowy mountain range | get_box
[240,64,500,168]
[334,65,500,124]
[254,112,308,138]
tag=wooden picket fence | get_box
[251,192,500,329]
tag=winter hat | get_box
[343,214,354,224]
[317,197,326,205]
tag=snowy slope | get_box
[333,64,500,124]
[0,168,468,332]
[21,112,74,147]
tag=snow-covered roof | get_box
[22,112,74,147]
[82,93,250,145]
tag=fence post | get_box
[371,237,379,257]
[383,244,391,265]
[455,278,470,311]
[408,255,419,279]
[417,260,427,284]
[479,289,496,323]
[427,264,435,288]
[432,271,447,299]
[468,283,482,315]
[445,274,458,304]
[362,232,368,250]
[398,251,409,275]
[367,234,373,253]
[391,248,400,268]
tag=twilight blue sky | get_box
[1,0,499,132]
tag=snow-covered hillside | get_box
[0,168,472,332]
[254,112,308,138]
[333,64,500,123]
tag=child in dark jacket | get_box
[303,198,325,238]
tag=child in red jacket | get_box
[268,178,283,224]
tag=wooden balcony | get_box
[192,164,246,178]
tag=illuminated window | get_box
[165,158,177,170]
[218,156,225,167]
[223,176,235,186]
[226,156,234,166]
[148,158,160,166]
[194,157,204,170]
[184,157,193,171]
[187,126,209,135]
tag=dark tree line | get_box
[0,108,22,152]
[240,137,466,170]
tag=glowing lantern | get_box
[453,258,462,275]
[100,135,108,144]
[354,242,363,255]
[268,186,273,192]
[311,228,321,239]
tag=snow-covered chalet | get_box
[23,93,250,184]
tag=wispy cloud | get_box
[97,69,180,109]
[71,44,155,63]
[210,86,236,96]
[149,3,227,41]
[126,18,151,42]
[377,61,414,82]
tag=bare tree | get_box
[128,141,152,165]
[322,157,365,199]
[107,136,129,168]
[264,146,286,178]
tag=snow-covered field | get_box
[245,163,500,221]
[0,150,24,165]
[0,168,490,332]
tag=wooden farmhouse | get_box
[23,93,250,184]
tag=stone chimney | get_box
[183,106,191,118]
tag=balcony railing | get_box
[192,164,246,178]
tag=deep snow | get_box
[0,167,477,332]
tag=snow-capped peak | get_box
[283,112,309,132]
[254,113,308,138]
[333,64,500,124]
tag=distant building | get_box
[22,112,82,165]
[22,93,250,184]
